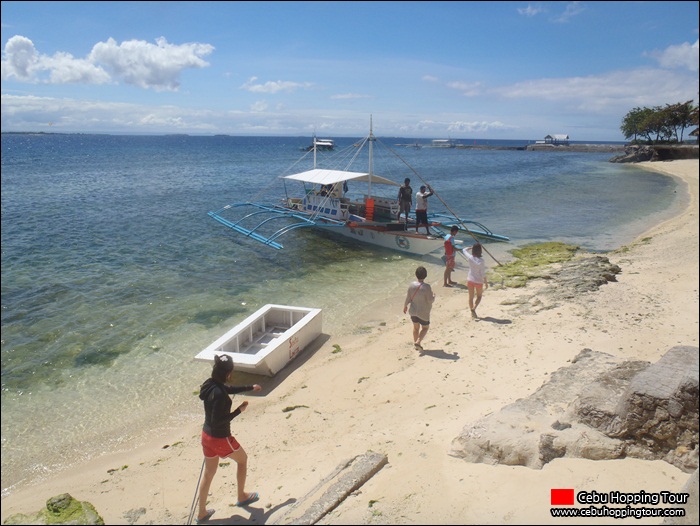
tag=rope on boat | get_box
[377,137,504,267]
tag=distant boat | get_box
[302,137,335,152]
[430,139,456,148]
[208,118,508,255]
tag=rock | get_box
[545,256,621,299]
[600,345,699,472]
[2,493,104,525]
[610,144,698,163]
[663,469,699,525]
[449,346,699,472]
[610,145,655,163]
[449,348,628,469]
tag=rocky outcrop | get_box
[2,493,104,525]
[449,346,699,473]
[663,468,699,525]
[610,144,699,163]
[525,143,626,152]
[599,345,699,470]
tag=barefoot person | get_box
[196,355,262,523]
[397,178,413,224]
[414,185,434,235]
[443,225,459,287]
[463,243,488,318]
[403,266,435,351]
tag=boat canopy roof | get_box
[282,168,400,187]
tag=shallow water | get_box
[0,133,682,494]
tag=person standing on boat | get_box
[397,178,413,224]
[196,355,262,523]
[443,225,459,287]
[403,266,435,352]
[415,185,434,235]
[463,243,488,319]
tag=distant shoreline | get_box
[453,143,627,152]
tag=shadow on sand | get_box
[418,348,460,360]
[474,316,512,325]
[200,497,296,525]
[228,334,331,397]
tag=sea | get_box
[0,133,685,496]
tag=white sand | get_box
[1,159,697,525]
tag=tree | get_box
[665,101,695,143]
[620,101,699,144]
[620,107,650,142]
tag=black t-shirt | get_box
[399,185,412,202]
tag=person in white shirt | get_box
[402,266,435,351]
[463,243,488,318]
[414,185,433,235]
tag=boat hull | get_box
[194,304,322,377]
[313,222,445,255]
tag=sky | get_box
[1,1,698,141]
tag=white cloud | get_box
[1,35,111,84]
[250,100,268,112]
[647,39,699,72]
[447,120,516,133]
[330,93,373,100]
[492,68,698,112]
[421,75,439,83]
[89,37,213,91]
[240,76,312,94]
[1,35,213,90]
[0,93,215,131]
[446,81,483,97]
[517,3,545,17]
[553,2,585,23]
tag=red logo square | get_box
[551,488,575,505]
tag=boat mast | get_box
[368,116,373,196]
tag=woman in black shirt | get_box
[196,355,261,523]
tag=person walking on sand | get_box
[443,225,459,287]
[463,243,488,319]
[196,355,262,524]
[403,266,435,351]
[397,177,413,224]
[414,185,434,235]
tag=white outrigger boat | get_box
[209,119,509,256]
[194,304,322,377]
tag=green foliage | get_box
[620,101,698,144]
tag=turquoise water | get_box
[0,133,681,494]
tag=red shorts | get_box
[445,254,456,269]
[201,430,241,458]
[467,281,483,290]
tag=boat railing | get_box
[301,194,350,221]
[428,213,510,242]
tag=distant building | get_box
[544,134,570,145]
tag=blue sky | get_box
[1,1,698,140]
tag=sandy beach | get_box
[1,159,697,525]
